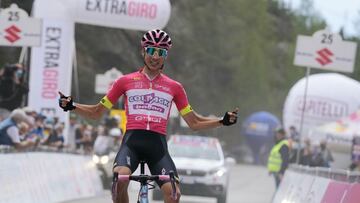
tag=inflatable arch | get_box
[283,73,360,138]
[28,0,171,123]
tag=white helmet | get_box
[109,128,122,137]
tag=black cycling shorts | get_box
[113,129,178,187]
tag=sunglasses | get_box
[145,47,168,57]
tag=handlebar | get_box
[118,174,170,182]
[118,170,177,200]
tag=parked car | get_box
[153,134,235,203]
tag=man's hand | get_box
[58,91,76,112]
[220,108,238,126]
[279,173,284,181]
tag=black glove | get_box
[219,111,237,126]
[58,93,76,112]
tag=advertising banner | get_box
[29,0,171,125]
[321,181,351,203]
[29,0,74,123]
[305,176,330,203]
[343,183,360,203]
[0,153,103,203]
[294,29,357,73]
[74,0,171,30]
[273,170,304,203]
[29,19,74,122]
[33,0,171,31]
[283,73,360,137]
[0,4,42,47]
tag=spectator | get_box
[312,140,334,167]
[109,127,122,148]
[26,114,46,144]
[18,121,30,141]
[105,116,123,147]
[0,63,28,111]
[75,123,86,150]
[75,123,93,154]
[22,106,37,127]
[0,109,36,150]
[350,135,360,171]
[289,126,300,142]
[65,113,78,151]
[44,123,65,150]
[93,125,115,155]
[83,124,94,154]
[299,138,313,166]
[267,128,289,188]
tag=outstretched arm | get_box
[58,91,107,120]
[182,108,238,131]
[73,103,107,120]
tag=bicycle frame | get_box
[118,160,177,203]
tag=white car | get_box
[153,135,235,203]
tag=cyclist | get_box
[59,29,238,203]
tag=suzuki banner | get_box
[294,29,357,73]
[0,4,41,47]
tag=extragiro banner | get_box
[30,0,74,123]
[29,0,171,125]
[74,0,171,30]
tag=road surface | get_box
[63,164,275,203]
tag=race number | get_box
[321,33,333,44]
[8,10,20,21]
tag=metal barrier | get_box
[0,151,104,203]
[273,164,360,203]
[0,144,85,154]
[289,164,360,183]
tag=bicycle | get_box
[116,160,177,203]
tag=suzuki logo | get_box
[316,48,333,66]
[4,25,21,43]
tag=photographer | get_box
[0,63,29,111]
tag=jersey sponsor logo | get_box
[127,88,173,119]
[129,93,170,107]
[154,84,170,92]
[133,104,165,113]
[134,81,143,88]
[135,115,162,123]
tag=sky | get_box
[283,0,360,37]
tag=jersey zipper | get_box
[147,81,153,130]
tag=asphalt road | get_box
[63,164,275,203]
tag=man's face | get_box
[275,132,285,141]
[143,47,167,70]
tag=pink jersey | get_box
[100,69,192,135]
